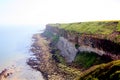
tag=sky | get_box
[0,0,120,25]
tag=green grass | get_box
[52,35,59,44]
[73,51,105,68]
[47,21,120,43]
[48,34,65,64]
[52,50,66,65]
[49,21,120,35]
[116,22,120,31]
[78,60,120,80]
[58,63,81,76]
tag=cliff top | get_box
[47,20,120,43]
[47,20,120,35]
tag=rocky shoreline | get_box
[0,69,13,80]
[28,34,69,80]
[0,33,77,80]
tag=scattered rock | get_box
[28,34,68,80]
[0,69,13,80]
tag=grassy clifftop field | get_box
[47,21,120,44]
[49,21,120,35]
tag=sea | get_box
[0,25,45,80]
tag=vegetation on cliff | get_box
[78,60,120,80]
[73,51,111,68]
[42,21,120,80]
[48,21,120,44]
[49,21,120,35]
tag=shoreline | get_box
[0,32,82,80]
[0,51,44,80]
[27,34,66,80]
[0,69,13,80]
[0,33,63,80]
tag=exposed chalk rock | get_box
[78,45,106,56]
[57,37,77,63]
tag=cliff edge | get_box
[41,21,120,80]
[43,21,120,61]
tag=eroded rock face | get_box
[57,37,77,63]
[44,25,120,60]
[78,46,105,56]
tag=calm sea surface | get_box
[0,25,45,80]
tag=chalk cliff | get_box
[43,22,120,62]
[40,21,120,80]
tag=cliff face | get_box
[44,24,120,62]
[56,37,77,63]
[43,26,78,63]
[41,22,120,80]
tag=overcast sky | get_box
[0,0,120,25]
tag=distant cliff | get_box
[43,21,120,62]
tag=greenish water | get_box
[0,25,45,80]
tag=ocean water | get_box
[0,25,45,80]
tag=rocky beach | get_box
[28,34,74,80]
